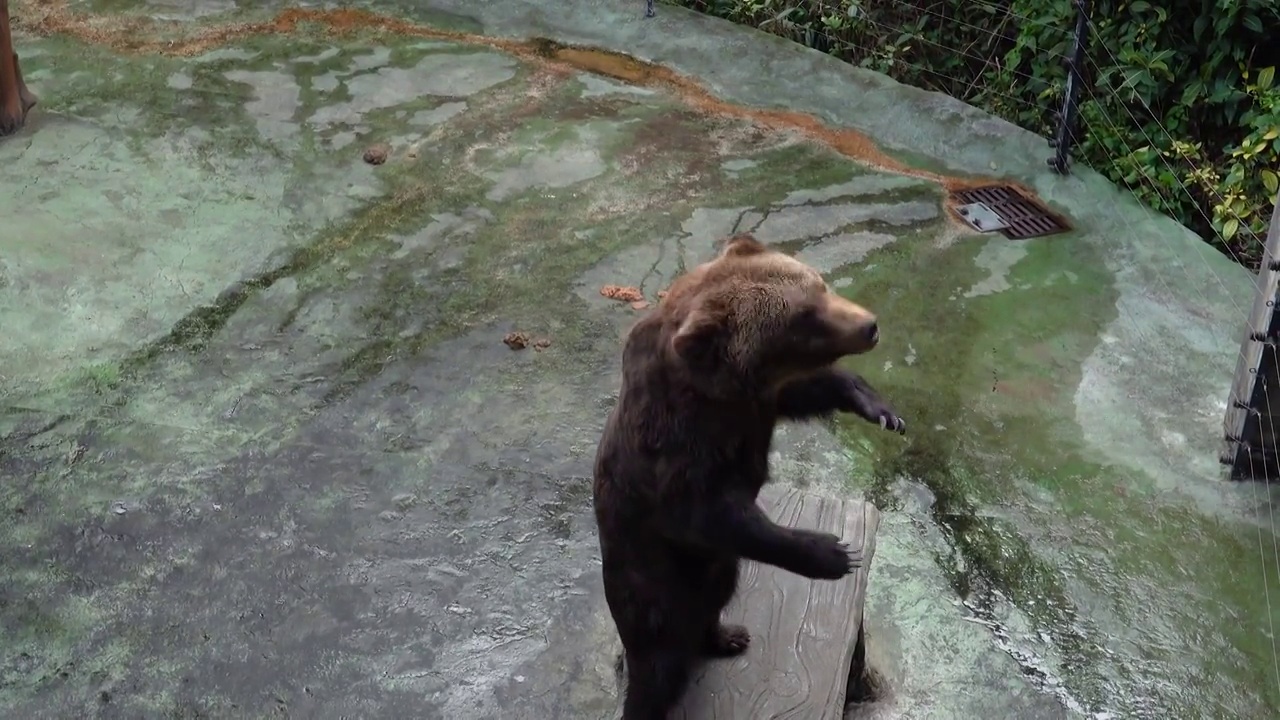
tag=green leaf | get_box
[1263,169,1279,196]
[1245,14,1264,32]
[1118,69,1146,90]
[1258,66,1276,91]
[1224,217,1240,240]
[1181,80,1205,105]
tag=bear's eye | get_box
[795,304,823,328]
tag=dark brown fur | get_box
[593,234,906,719]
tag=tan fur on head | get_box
[660,233,879,391]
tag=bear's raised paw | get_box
[798,530,862,580]
[878,412,907,434]
[704,623,752,657]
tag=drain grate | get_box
[950,185,1070,240]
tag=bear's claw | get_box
[800,531,862,579]
[878,414,907,434]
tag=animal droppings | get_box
[600,284,644,303]
[363,143,390,165]
[504,332,551,351]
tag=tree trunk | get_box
[0,0,37,138]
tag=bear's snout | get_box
[820,293,879,354]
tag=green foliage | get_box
[670,0,1280,267]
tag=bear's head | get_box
[659,233,879,394]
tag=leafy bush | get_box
[669,0,1280,267]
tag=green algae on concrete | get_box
[829,220,1278,717]
[5,2,1280,719]
[1,20,949,718]
[414,2,1278,715]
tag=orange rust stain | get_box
[551,47,653,84]
[535,42,1007,193]
[16,1,1033,200]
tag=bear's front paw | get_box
[875,410,907,435]
[836,374,906,435]
[703,623,752,657]
[800,531,862,580]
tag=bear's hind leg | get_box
[620,648,693,720]
[699,560,749,657]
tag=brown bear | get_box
[592,233,906,719]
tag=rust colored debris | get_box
[600,285,645,303]
[362,143,390,165]
[503,332,551,351]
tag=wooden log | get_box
[665,485,881,719]
[0,0,38,137]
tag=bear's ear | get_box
[719,233,769,258]
[670,309,722,363]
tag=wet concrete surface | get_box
[2,1,1278,719]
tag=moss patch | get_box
[829,225,1278,713]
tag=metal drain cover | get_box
[951,185,1070,240]
[955,202,1010,233]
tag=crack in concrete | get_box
[746,206,772,234]
[111,184,431,380]
[638,233,672,291]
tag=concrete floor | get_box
[1,1,1277,718]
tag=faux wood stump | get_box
[615,486,881,719]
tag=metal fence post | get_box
[1048,0,1091,174]
[1223,192,1280,480]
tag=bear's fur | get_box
[592,234,906,719]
